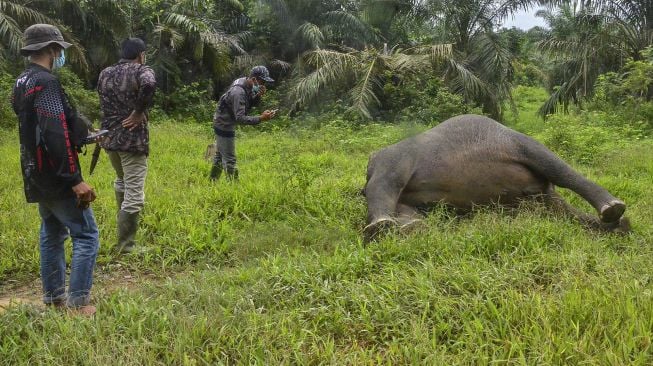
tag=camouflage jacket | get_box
[97,60,156,155]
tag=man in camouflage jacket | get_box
[97,38,156,254]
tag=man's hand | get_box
[260,110,276,121]
[122,110,146,131]
[72,182,97,208]
[255,85,267,98]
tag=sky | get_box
[501,8,548,30]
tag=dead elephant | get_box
[363,114,629,240]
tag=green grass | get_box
[1,95,653,364]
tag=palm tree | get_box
[156,1,247,91]
[537,1,652,115]
[288,43,494,119]
[509,0,652,115]
[0,0,92,72]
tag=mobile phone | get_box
[82,129,109,145]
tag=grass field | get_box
[1,88,653,364]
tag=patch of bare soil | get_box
[0,262,161,314]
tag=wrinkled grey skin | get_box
[363,115,629,241]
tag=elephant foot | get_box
[363,217,396,242]
[599,200,626,223]
[398,217,422,233]
[599,216,631,234]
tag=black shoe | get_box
[225,168,239,182]
[209,165,222,181]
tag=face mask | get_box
[252,83,260,95]
[53,50,66,70]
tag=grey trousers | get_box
[212,135,237,175]
[107,151,148,214]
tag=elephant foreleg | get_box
[364,177,400,239]
[396,203,423,232]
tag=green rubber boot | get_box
[115,210,140,254]
[115,191,124,212]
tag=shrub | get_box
[0,71,16,129]
[589,48,653,130]
[382,74,470,124]
[536,111,648,164]
[54,67,101,125]
[513,61,546,87]
[154,81,214,123]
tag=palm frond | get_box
[445,58,491,99]
[291,49,359,109]
[0,11,22,54]
[0,0,62,53]
[233,54,268,74]
[153,24,185,50]
[163,13,203,36]
[348,57,382,119]
[323,10,376,44]
[269,58,292,72]
[538,72,582,116]
[257,0,292,25]
[294,22,324,50]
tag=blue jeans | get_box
[38,197,100,307]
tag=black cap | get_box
[20,24,72,56]
[250,65,274,83]
[121,38,147,60]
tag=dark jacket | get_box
[97,60,156,155]
[212,77,261,136]
[12,64,84,203]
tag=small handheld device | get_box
[82,129,109,145]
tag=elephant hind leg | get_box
[543,189,630,233]
[600,200,626,223]
[516,134,626,222]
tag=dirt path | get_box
[0,262,160,314]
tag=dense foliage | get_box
[1,0,649,122]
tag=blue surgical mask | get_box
[53,50,66,70]
[252,83,260,95]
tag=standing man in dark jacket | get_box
[210,66,277,181]
[97,38,156,254]
[12,24,99,316]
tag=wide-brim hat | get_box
[20,24,72,56]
